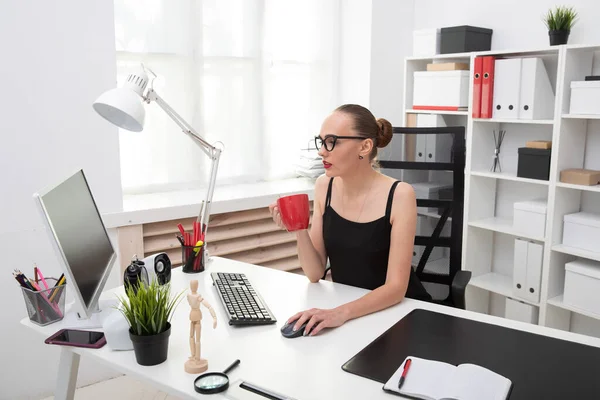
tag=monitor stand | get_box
[62,298,119,329]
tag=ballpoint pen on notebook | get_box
[398,358,412,389]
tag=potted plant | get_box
[543,6,578,46]
[117,279,184,366]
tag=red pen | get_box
[398,358,412,389]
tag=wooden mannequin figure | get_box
[185,279,217,374]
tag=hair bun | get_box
[376,118,393,148]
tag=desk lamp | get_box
[92,65,222,258]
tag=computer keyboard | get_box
[211,272,277,326]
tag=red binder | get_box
[472,57,483,118]
[480,56,496,119]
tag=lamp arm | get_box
[147,89,213,158]
[146,88,222,241]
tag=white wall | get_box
[0,1,124,399]
[368,0,414,127]
[337,0,415,164]
[338,0,373,106]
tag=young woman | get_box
[269,104,431,337]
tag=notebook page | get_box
[383,357,455,400]
[444,364,511,400]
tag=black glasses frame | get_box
[314,135,366,152]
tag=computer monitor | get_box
[33,169,116,324]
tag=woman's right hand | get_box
[268,201,287,231]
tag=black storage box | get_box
[440,25,493,54]
[439,187,453,200]
[517,147,551,181]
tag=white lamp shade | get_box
[93,87,145,132]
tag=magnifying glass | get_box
[194,359,241,394]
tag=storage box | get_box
[569,81,600,115]
[413,70,470,110]
[426,62,469,72]
[513,199,547,239]
[526,140,552,149]
[564,259,600,316]
[517,147,551,181]
[562,212,600,253]
[438,187,453,201]
[560,168,600,186]
[413,29,440,57]
[440,25,493,54]
[412,182,453,213]
[505,297,539,324]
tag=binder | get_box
[524,241,543,303]
[492,58,521,119]
[415,135,427,162]
[480,56,495,118]
[426,132,453,163]
[513,238,528,299]
[415,114,442,162]
[472,56,483,118]
[518,57,555,120]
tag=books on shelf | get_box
[383,356,512,400]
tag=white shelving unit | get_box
[402,45,600,340]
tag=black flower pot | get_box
[129,323,171,366]
[549,29,570,46]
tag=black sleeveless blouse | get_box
[322,178,432,301]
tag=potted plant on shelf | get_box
[543,5,578,46]
[117,279,185,366]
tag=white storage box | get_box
[505,297,539,324]
[513,199,547,239]
[413,29,440,57]
[412,182,453,213]
[413,71,470,110]
[564,259,600,316]
[569,81,600,115]
[562,212,600,253]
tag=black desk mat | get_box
[342,309,600,399]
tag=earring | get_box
[358,155,364,160]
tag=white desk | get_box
[21,257,600,400]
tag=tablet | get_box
[45,329,106,349]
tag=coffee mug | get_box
[277,194,310,231]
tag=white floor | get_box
[41,376,182,400]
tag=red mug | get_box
[277,194,310,231]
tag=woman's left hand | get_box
[287,307,350,336]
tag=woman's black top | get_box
[322,178,432,301]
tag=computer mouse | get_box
[280,320,309,338]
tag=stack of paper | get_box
[294,149,324,179]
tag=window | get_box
[114,0,339,194]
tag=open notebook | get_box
[383,357,512,400]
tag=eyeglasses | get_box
[314,135,366,152]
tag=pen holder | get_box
[181,243,205,273]
[21,278,66,326]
